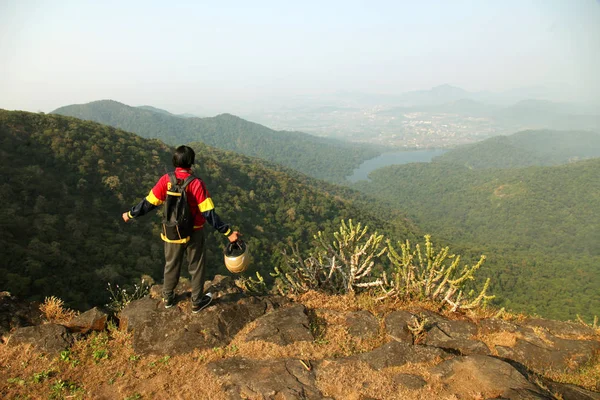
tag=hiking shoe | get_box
[192,293,213,314]
[164,296,175,309]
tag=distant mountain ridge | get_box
[52,100,381,183]
[434,129,600,169]
[137,105,199,118]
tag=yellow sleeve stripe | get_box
[198,198,215,213]
[224,228,232,236]
[127,211,133,219]
[146,190,164,206]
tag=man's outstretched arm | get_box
[122,190,164,222]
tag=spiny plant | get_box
[236,272,269,295]
[273,219,386,295]
[274,220,494,313]
[382,234,494,311]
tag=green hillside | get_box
[52,100,381,183]
[353,160,600,320]
[434,129,600,169]
[0,109,412,310]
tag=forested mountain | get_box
[0,109,412,310]
[353,159,600,320]
[434,129,600,169]
[52,100,381,183]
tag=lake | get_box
[347,149,448,182]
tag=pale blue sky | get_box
[1,0,599,114]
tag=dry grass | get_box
[0,330,229,400]
[542,352,600,392]
[315,360,452,400]
[476,331,522,356]
[231,307,388,362]
[39,296,78,324]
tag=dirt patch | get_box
[492,183,525,199]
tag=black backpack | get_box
[162,172,196,243]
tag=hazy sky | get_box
[1,0,599,114]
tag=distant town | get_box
[248,92,599,149]
[252,108,511,149]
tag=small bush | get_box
[106,278,150,313]
[39,296,78,324]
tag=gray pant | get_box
[163,229,206,304]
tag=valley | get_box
[1,106,599,322]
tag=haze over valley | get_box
[245,85,600,148]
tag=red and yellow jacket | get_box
[127,168,232,241]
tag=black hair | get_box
[172,145,195,168]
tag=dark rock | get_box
[344,310,380,339]
[496,337,600,373]
[392,373,427,390]
[149,274,244,304]
[9,323,73,354]
[204,274,245,298]
[245,304,313,345]
[384,310,414,343]
[427,315,478,337]
[0,291,43,337]
[208,357,322,399]
[423,314,490,355]
[119,297,158,332]
[119,293,288,355]
[430,355,550,399]
[523,318,598,338]
[66,307,107,333]
[541,380,600,400]
[348,340,449,370]
[478,318,521,335]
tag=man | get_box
[122,145,240,313]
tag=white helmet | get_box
[224,240,250,273]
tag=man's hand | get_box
[122,212,131,223]
[228,231,241,243]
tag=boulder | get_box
[119,293,288,355]
[344,310,380,339]
[541,380,600,400]
[523,318,598,338]
[245,304,313,345]
[66,307,108,333]
[430,355,550,399]
[384,310,414,343]
[208,357,322,399]
[347,340,449,370]
[0,291,42,337]
[204,274,245,298]
[496,337,600,373]
[149,274,244,303]
[478,318,521,335]
[421,312,490,355]
[9,323,73,354]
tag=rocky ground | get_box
[1,277,599,399]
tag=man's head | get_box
[173,145,195,168]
